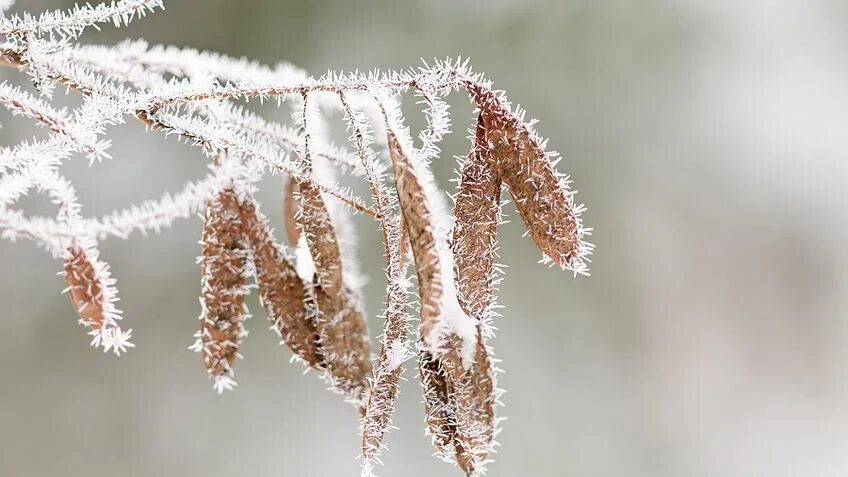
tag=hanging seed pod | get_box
[297,178,372,403]
[193,189,249,394]
[236,194,323,369]
[467,83,585,272]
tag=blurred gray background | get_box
[1,1,847,476]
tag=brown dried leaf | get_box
[236,193,323,369]
[418,348,458,452]
[386,131,441,340]
[469,84,583,271]
[283,177,300,246]
[63,242,131,354]
[386,130,466,459]
[453,333,496,475]
[449,114,501,473]
[453,114,502,319]
[312,281,371,401]
[196,189,249,393]
[297,178,372,402]
[64,245,105,333]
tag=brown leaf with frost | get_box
[235,193,323,369]
[469,84,583,271]
[283,177,300,245]
[418,348,458,453]
[386,130,467,461]
[449,114,501,474]
[297,178,371,403]
[196,189,249,392]
[453,332,496,475]
[360,282,407,460]
[385,131,440,342]
[453,115,501,320]
[64,245,105,333]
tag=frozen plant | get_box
[0,1,593,476]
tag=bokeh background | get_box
[1,1,846,476]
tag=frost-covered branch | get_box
[0,3,593,476]
[0,0,163,40]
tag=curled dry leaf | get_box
[297,178,372,403]
[385,131,441,347]
[452,334,496,475]
[449,114,502,475]
[194,189,249,394]
[453,116,502,320]
[386,130,469,463]
[236,193,323,369]
[63,242,132,355]
[468,84,584,272]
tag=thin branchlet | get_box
[339,91,412,472]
